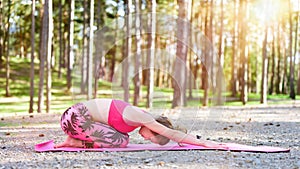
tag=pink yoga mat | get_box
[35,140,290,153]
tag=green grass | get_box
[0,57,299,116]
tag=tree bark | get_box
[5,0,11,97]
[288,0,295,99]
[239,0,248,105]
[282,41,288,94]
[146,0,156,108]
[133,0,142,106]
[58,0,63,79]
[172,0,190,108]
[81,0,88,94]
[93,0,105,98]
[201,0,210,107]
[123,0,133,102]
[109,13,118,82]
[269,27,276,95]
[293,7,300,95]
[188,0,195,100]
[87,0,94,100]
[38,0,50,113]
[275,22,282,94]
[29,0,36,113]
[0,0,3,66]
[46,0,53,113]
[67,0,75,91]
[216,0,224,105]
[260,26,268,104]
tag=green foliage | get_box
[0,57,298,116]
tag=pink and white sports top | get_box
[83,99,140,133]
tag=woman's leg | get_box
[59,103,129,148]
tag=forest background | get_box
[0,0,300,115]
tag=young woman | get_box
[55,99,226,149]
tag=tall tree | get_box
[288,0,295,99]
[239,0,249,105]
[46,0,53,113]
[67,0,74,91]
[216,0,224,105]
[133,0,142,106]
[269,27,276,95]
[87,0,94,100]
[275,22,282,94]
[38,0,51,112]
[260,26,268,104]
[81,0,88,94]
[123,0,133,102]
[93,0,105,98]
[58,0,63,79]
[231,0,239,97]
[282,42,288,94]
[29,0,36,113]
[0,0,3,66]
[202,0,210,107]
[188,0,195,100]
[5,0,11,97]
[108,2,118,83]
[146,0,156,108]
[294,5,300,95]
[172,0,190,108]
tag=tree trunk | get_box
[188,0,194,100]
[123,0,133,102]
[5,0,11,97]
[275,22,282,94]
[87,0,94,100]
[46,0,53,113]
[293,7,300,95]
[109,11,118,82]
[0,0,3,66]
[29,0,36,113]
[67,0,74,91]
[239,0,248,105]
[260,26,268,104]
[146,0,156,108]
[93,0,105,98]
[38,0,50,113]
[289,0,295,99]
[282,41,288,94]
[201,0,210,107]
[81,0,88,94]
[172,0,190,108]
[133,0,142,106]
[269,27,276,95]
[58,0,63,79]
[216,0,224,105]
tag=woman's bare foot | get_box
[54,136,84,148]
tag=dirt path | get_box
[0,105,299,169]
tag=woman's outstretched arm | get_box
[123,106,227,148]
[144,120,226,148]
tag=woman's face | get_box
[138,127,159,144]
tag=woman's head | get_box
[139,116,183,145]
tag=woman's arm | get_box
[143,121,225,148]
[123,106,227,148]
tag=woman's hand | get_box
[198,139,229,150]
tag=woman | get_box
[55,99,225,149]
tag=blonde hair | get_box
[152,116,187,145]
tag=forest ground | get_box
[0,103,299,169]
